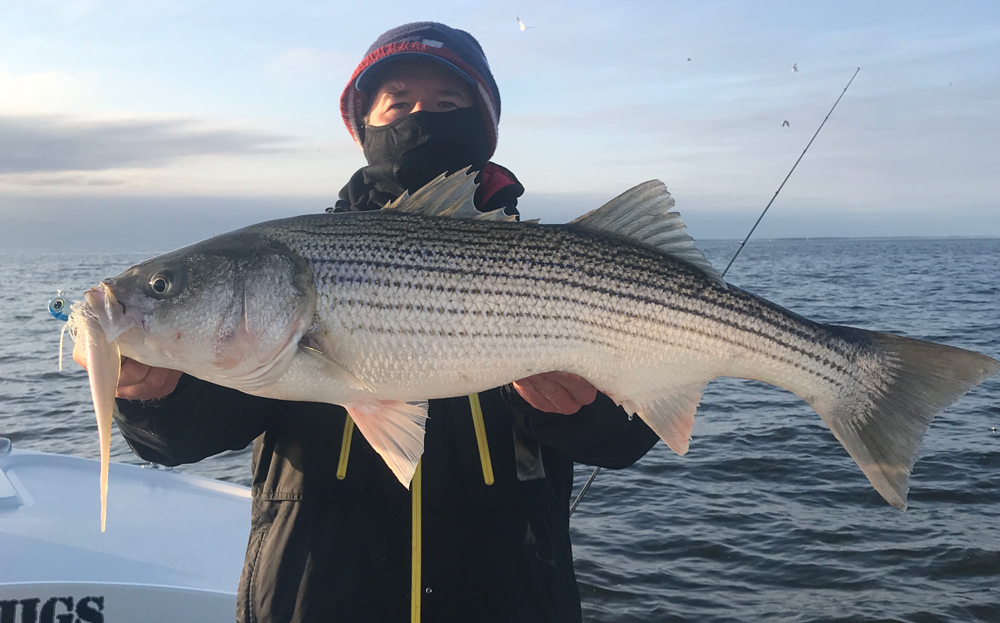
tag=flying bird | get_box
[792,63,799,72]
[782,120,790,127]
[517,17,534,31]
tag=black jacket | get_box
[113,164,660,622]
[115,379,658,623]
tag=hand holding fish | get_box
[73,343,182,401]
[513,372,598,415]
[73,331,594,412]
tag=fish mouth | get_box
[83,283,138,343]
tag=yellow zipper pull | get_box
[336,414,354,480]
[411,459,423,622]
[468,393,495,486]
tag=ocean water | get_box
[1,238,998,622]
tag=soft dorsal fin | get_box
[569,180,724,285]
[384,167,516,223]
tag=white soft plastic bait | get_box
[65,301,121,532]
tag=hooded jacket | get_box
[116,378,657,623]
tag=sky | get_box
[1,0,998,250]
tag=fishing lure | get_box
[48,291,70,321]
[49,290,77,370]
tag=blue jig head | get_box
[48,291,70,321]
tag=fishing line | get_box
[569,67,862,517]
[721,66,861,277]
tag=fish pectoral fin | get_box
[345,400,428,488]
[622,382,708,455]
[297,342,374,392]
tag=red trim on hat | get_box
[339,41,499,157]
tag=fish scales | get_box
[254,212,868,403]
[309,226,855,391]
[69,171,999,519]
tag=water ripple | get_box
[4,240,1000,622]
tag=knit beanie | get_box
[340,22,501,158]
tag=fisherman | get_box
[83,22,660,623]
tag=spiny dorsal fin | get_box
[569,181,724,286]
[384,167,516,223]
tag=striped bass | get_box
[68,170,999,530]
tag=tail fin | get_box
[817,326,999,510]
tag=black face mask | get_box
[360,107,490,198]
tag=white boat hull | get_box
[0,446,250,622]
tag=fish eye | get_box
[148,270,176,298]
[52,299,64,311]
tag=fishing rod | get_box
[569,66,862,517]
[721,66,861,276]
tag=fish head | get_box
[88,233,317,384]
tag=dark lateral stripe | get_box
[291,224,837,356]
[335,279,846,386]
[309,253,854,382]
[331,288,847,388]
[274,219,856,383]
[283,219,684,279]
[288,221,819,346]
[344,324,619,350]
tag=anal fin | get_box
[345,400,428,487]
[621,382,707,455]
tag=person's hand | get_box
[73,341,182,401]
[512,371,598,415]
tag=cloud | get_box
[2,172,125,187]
[0,68,89,114]
[0,114,292,174]
[0,193,335,251]
[262,48,357,85]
